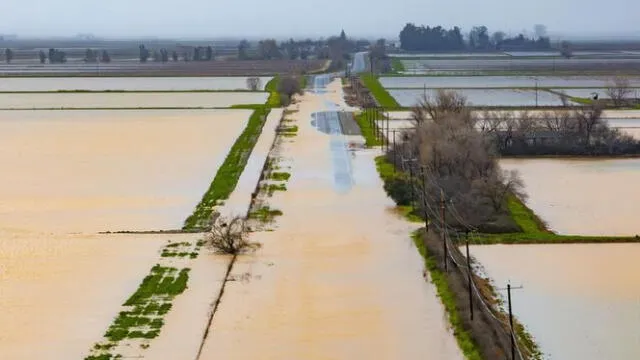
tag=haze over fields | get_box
[0,0,639,39]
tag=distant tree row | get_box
[139,45,215,63]
[399,23,552,52]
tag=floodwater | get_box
[0,76,273,91]
[199,79,463,359]
[0,232,173,359]
[501,158,640,236]
[0,109,249,232]
[0,92,267,109]
[380,76,640,89]
[471,244,640,360]
[390,88,564,107]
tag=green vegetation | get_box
[184,106,270,230]
[265,76,281,107]
[86,252,193,359]
[269,172,291,181]
[475,195,640,244]
[354,113,382,147]
[391,58,406,73]
[360,74,401,108]
[263,183,287,196]
[411,231,483,360]
[278,125,298,137]
[249,206,283,223]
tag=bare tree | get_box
[206,212,260,255]
[246,77,262,91]
[606,76,633,107]
[277,76,303,106]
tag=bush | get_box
[383,176,413,206]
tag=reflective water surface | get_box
[471,244,640,360]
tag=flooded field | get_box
[390,88,564,107]
[0,109,250,232]
[380,76,640,89]
[471,244,640,360]
[500,158,640,235]
[0,91,267,109]
[199,79,463,359]
[0,76,272,91]
[0,232,175,360]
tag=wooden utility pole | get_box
[440,189,447,272]
[466,239,473,320]
[497,283,523,360]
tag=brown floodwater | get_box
[501,158,640,236]
[0,109,249,232]
[0,92,267,109]
[199,80,463,359]
[0,232,176,360]
[471,244,640,360]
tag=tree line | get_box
[399,23,553,52]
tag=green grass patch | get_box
[391,58,406,73]
[411,231,483,360]
[183,106,270,230]
[360,74,401,108]
[354,113,382,147]
[265,76,281,107]
[249,206,283,223]
[263,183,287,196]
[269,172,291,181]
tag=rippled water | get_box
[471,244,640,360]
[501,158,640,236]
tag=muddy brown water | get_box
[501,158,640,236]
[199,80,463,360]
[471,244,640,360]
[0,109,249,232]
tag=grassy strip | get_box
[411,230,483,360]
[183,106,270,230]
[391,58,406,73]
[248,205,283,223]
[476,195,640,244]
[269,172,291,181]
[354,113,383,147]
[265,76,281,107]
[360,74,401,108]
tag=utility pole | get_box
[466,238,473,320]
[440,189,447,272]
[497,283,524,360]
[420,167,429,232]
[392,129,397,172]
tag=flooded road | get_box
[471,244,640,360]
[0,109,249,232]
[500,158,640,236]
[199,78,463,359]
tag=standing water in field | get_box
[500,158,640,236]
[471,244,640,360]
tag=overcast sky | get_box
[0,0,637,39]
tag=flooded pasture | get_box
[390,88,565,107]
[0,232,181,360]
[500,158,640,236]
[0,76,273,91]
[380,75,640,89]
[470,244,640,360]
[0,109,250,232]
[0,91,267,109]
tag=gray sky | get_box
[0,0,638,39]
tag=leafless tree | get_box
[606,76,633,107]
[207,212,260,255]
[246,77,262,91]
[277,76,303,106]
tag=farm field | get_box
[0,76,273,91]
[380,75,640,89]
[389,88,565,107]
[0,109,250,232]
[0,92,267,109]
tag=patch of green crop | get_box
[269,172,291,181]
[249,206,283,223]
